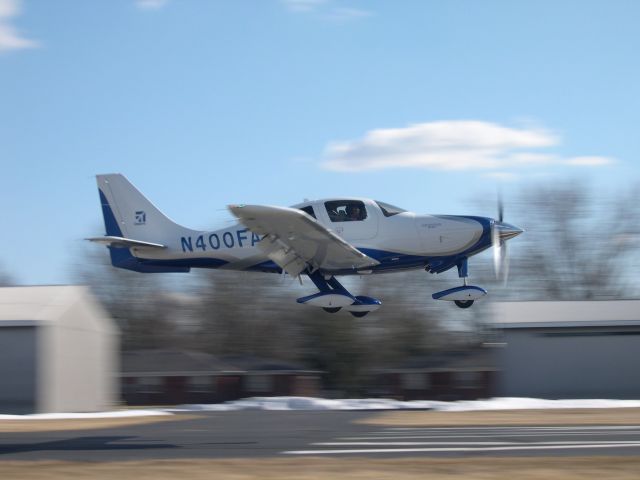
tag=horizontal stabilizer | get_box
[86,236,166,249]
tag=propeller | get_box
[492,195,510,285]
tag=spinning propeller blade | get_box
[492,227,508,284]
[492,194,517,285]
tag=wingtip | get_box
[227,204,245,216]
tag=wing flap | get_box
[229,204,379,276]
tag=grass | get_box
[0,415,191,433]
[359,407,640,427]
[1,457,640,480]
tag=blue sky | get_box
[1,0,639,284]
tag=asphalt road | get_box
[2,411,640,461]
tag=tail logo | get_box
[134,211,146,225]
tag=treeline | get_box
[76,251,463,394]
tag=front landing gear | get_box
[297,272,382,316]
[431,258,487,308]
[323,307,341,314]
[454,300,474,309]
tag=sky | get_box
[1,0,639,285]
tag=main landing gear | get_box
[297,271,382,317]
[431,258,487,309]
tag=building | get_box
[369,348,497,401]
[493,300,640,399]
[121,350,322,405]
[0,286,120,414]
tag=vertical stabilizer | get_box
[93,174,192,273]
[97,174,191,243]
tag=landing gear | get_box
[454,300,474,309]
[323,307,341,313]
[455,276,475,309]
[297,272,382,315]
[431,258,487,308]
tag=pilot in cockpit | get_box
[346,204,363,221]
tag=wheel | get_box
[350,311,369,318]
[454,300,474,309]
[323,307,341,313]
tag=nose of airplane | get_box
[494,221,524,241]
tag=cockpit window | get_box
[299,205,316,219]
[375,201,406,217]
[324,200,367,222]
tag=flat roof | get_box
[492,300,640,329]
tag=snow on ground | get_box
[169,397,437,412]
[3,397,640,418]
[434,397,640,411]
[0,409,172,420]
[170,396,640,413]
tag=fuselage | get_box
[125,198,496,276]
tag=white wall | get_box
[39,290,120,413]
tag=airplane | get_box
[88,174,523,317]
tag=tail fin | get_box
[97,173,189,242]
[92,174,191,273]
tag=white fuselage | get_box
[128,198,490,275]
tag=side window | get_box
[324,200,367,222]
[299,205,316,219]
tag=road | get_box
[2,411,640,461]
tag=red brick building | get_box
[368,348,497,401]
[121,350,322,405]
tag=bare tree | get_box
[0,263,14,286]
[484,181,640,300]
[193,270,305,360]
[73,246,180,350]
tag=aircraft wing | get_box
[228,204,380,277]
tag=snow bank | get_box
[170,397,438,412]
[171,396,640,413]
[434,397,640,411]
[0,409,172,420]
[3,397,640,418]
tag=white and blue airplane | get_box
[89,174,523,317]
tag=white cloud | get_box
[325,7,373,21]
[135,0,169,10]
[482,172,521,182]
[322,121,558,172]
[0,0,37,53]
[281,0,328,12]
[282,0,372,21]
[321,120,615,173]
[565,156,615,167]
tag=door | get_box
[319,199,379,241]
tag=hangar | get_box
[0,286,120,414]
[493,301,640,399]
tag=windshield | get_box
[375,201,407,217]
